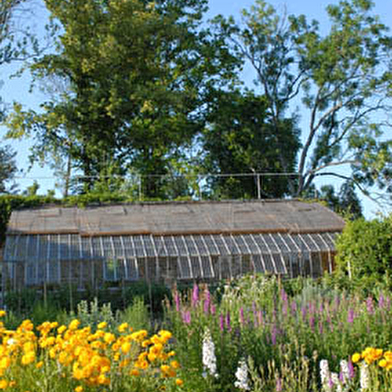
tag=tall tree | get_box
[214,0,392,204]
[7,0,237,197]
[0,0,39,119]
[202,89,300,199]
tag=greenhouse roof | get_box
[6,199,345,236]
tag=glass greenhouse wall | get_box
[2,232,338,290]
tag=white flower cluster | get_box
[319,359,342,392]
[202,328,218,378]
[320,359,332,391]
[234,358,250,391]
[359,363,369,391]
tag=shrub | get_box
[333,215,392,293]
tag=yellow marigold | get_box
[0,311,6,318]
[97,322,107,330]
[36,361,44,369]
[168,351,175,357]
[0,357,11,370]
[97,374,110,385]
[352,353,361,363]
[148,352,157,362]
[75,386,83,392]
[175,379,184,386]
[121,342,131,354]
[104,333,116,344]
[69,320,80,331]
[21,352,36,366]
[170,360,180,369]
[57,325,67,334]
[379,359,387,368]
[0,379,8,390]
[130,369,140,376]
[118,323,129,333]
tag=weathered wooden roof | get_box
[7,200,345,236]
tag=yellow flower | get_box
[104,332,116,344]
[0,380,8,390]
[121,342,131,354]
[379,359,387,368]
[69,319,80,330]
[130,369,140,376]
[36,361,44,369]
[98,322,108,329]
[0,311,6,318]
[57,325,67,334]
[170,360,180,369]
[21,352,36,365]
[352,353,361,363]
[118,323,129,333]
[75,386,84,392]
[175,379,184,386]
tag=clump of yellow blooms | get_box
[352,347,392,370]
[0,311,183,390]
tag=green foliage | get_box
[6,0,237,198]
[214,0,392,202]
[333,215,392,292]
[120,297,150,332]
[202,90,300,198]
[0,146,17,193]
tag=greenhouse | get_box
[2,200,345,289]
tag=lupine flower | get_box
[290,300,297,316]
[174,291,181,312]
[225,311,231,332]
[182,310,191,324]
[379,294,385,309]
[271,324,277,345]
[320,359,331,391]
[366,297,374,315]
[348,359,355,379]
[192,284,199,307]
[275,377,283,391]
[340,359,350,383]
[359,363,369,391]
[219,314,224,332]
[202,328,218,378]
[234,358,250,390]
[347,308,355,324]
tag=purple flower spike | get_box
[379,294,385,309]
[347,308,355,323]
[219,314,224,331]
[318,321,323,335]
[348,359,355,379]
[309,316,315,332]
[366,296,374,315]
[271,324,277,345]
[225,311,231,332]
[182,310,191,324]
[210,304,216,315]
[191,284,199,307]
[276,377,283,392]
[239,307,245,325]
[174,291,180,312]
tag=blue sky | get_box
[1,0,392,218]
